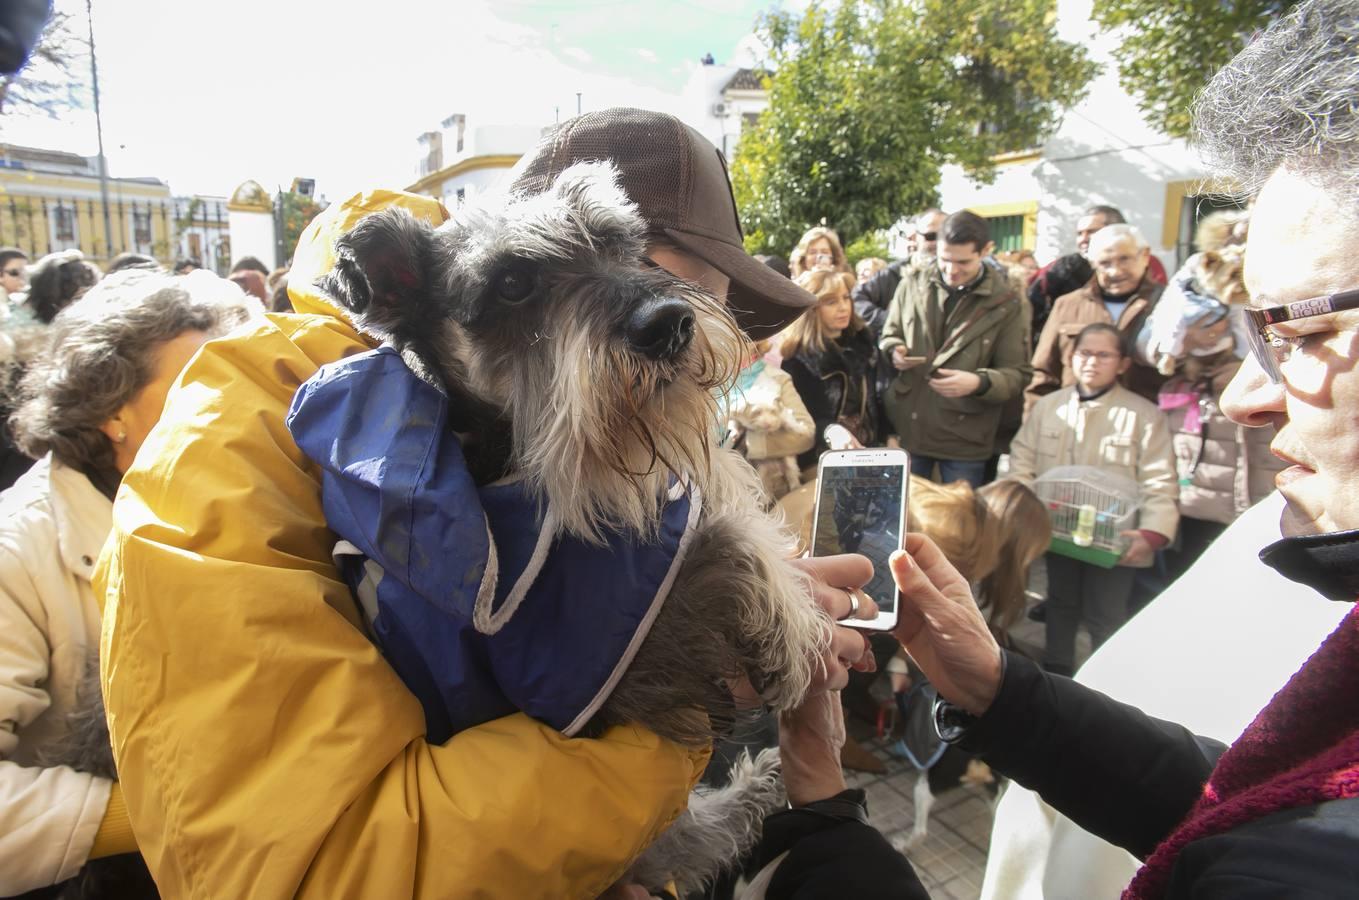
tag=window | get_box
[455,187,466,208]
[187,232,202,260]
[1175,194,1247,266]
[53,205,76,242]
[133,210,152,247]
[987,214,1026,252]
[215,237,231,276]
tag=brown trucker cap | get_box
[508,107,815,340]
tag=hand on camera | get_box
[891,346,925,371]
[888,534,1003,717]
[789,553,879,694]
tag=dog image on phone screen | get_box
[294,162,833,894]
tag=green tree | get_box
[732,0,1096,256]
[1091,1,1299,139]
[843,230,890,268]
[278,192,325,263]
[0,12,83,118]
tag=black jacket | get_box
[757,530,1359,899]
[1027,252,1093,338]
[781,328,883,470]
[851,261,907,339]
[759,654,1359,899]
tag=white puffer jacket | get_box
[0,454,113,893]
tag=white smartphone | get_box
[809,448,909,631]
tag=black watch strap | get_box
[799,788,869,824]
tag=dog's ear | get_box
[319,207,434,330]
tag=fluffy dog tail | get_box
[627,748,785,896]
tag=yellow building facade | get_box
[0,144,229,270]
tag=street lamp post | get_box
[85,0,114,261]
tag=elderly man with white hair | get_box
[1026,222,1166,412]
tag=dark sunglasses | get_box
[919,232,938,242]
[1244,287,1359,383]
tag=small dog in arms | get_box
[727,366,808,500]
[298,162,833,894]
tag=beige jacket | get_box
[0,455,113,893]
[731,366,816,461]
[1009,384,1179,549]
[1026,277,1165,413]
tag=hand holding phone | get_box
[809,449,909,631]
[891,346,927,371]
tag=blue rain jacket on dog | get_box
[286,346,699,744]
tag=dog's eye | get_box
[494,266,536,305]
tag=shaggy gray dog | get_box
[319,162,831,892]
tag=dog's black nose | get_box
[626,297,696,360]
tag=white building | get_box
[936,0,1235,269]
[679,58,770,160]
[225,180,277,269]
[407,114,543,208]
[405,47,772,210]
[173,194,231,274]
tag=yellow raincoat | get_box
[96,190,707,899]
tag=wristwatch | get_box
[972,370,992,396]
[933,696,980,744]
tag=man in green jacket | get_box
[879,211,1032,487]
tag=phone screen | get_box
[812,463,905,618]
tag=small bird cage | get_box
[1033,466,1141,568]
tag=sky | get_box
[0,0,792,200]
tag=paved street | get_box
[846,721,996,900]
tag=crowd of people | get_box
[727,197,1274,684]
[0,1,1357,897]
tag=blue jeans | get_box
[908,454,987,488]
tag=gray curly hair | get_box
[1194,0,1359,201]
[11,269,254,472]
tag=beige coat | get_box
[1009,384,1179,551]
[732,366,816,462]
[728,365,815,501]
[0,455,113,893]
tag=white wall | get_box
[937,0,1209,268]
[227,209,276,268]
[439,165,517,209]
[679,64,768,158]
[435,121,541,168]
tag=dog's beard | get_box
[494,284,745,543]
